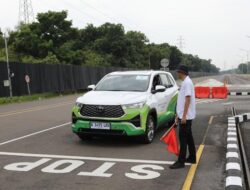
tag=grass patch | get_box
[0,93,61,105]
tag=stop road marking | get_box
[0,151,177,180]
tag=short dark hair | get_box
[177,65,189,75]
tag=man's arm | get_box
[181,96,191,124]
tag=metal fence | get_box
[0,62,218,97]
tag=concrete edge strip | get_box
[225,116,244,190]
[228,92,250,96]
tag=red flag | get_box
[161,127,179,156]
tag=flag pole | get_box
[160,123,177,141]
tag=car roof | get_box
[108,70,171,76]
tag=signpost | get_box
[160,58,169,71]
[3,80,10,87]
[25,75,31,95]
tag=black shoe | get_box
[186,157,196,164]
[169,161,185,169]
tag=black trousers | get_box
[178,119,196,163]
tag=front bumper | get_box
[72,120,145,136]
[71,105,150,136]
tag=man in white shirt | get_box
[170,65,196,169]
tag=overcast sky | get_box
[1,0,250,70]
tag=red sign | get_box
[25,75,30,83]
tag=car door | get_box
[159,73,174,111]
[151,74,168,114]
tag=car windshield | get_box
[95,74,150,92]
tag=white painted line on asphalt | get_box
[0,151,190,165]
[228,123,236,127]
[228,127,236,131]
[227,132,237,136]
[227,137,237,142]
[226,163,241,171]
[226,176,242,187]
[229,92,237,96]
[0,122,71,146]
[227,144,238,149]
[226,152,239,159]
[242,92,248,96]
[196,99,221,104]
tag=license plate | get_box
[90,122,111,130]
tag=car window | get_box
[160,74,172,87]
[167,74,175,85]
[95,74,150,92]
[152,75,162,90]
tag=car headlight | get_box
[122,101,146,109]
[75,102,83,108]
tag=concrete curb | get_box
[228,92,250,96]
[225,113,250,190]
[226,117,243,190]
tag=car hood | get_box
[76,91,148,105]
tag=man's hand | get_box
[175,115,178,124]
[181,116,187,124]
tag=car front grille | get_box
[80,104,125,118]
[78,128,126,136]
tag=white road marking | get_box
[0,122,71,146]
[242,92,248,96]
[226,152,239,158]
[226,162,241,171]
[228,132,237,136]
[78,162,115,177]
[195,99,221,105]
[226,176,242,187]
[228,127,236,131]
[0,151,191,165]
[227,144,238,149]
[227,137,237,142]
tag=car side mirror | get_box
[152,85,166,94]
[87,84,96,91]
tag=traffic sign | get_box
[25,75,31,95]
[160,58,169,68]
[25,75,30,83]
[3,80,10,87]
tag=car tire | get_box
[78,134,93,141]
[141,115,155,144]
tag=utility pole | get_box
[177,36,185,52]
[19,0,34,24]
[239,48,249,73]
[4,33,13,98]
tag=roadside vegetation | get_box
[0,11,219,72]
[0,93,63,105]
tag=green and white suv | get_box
[72,71,178,143]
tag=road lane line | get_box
[0,101,73,117]
[208,116,214,125]
[182,115,214,190]
[182,145,205,190]
[0,151,191,165]
[0,122,71,146]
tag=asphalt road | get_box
[0,74,250,190]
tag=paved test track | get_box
[0,75,249,190]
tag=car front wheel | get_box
[142,115,155,144]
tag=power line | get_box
[79,0,121,23]
[78,0,136,30]
[19,0,34,24]
[60,0,104,23]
